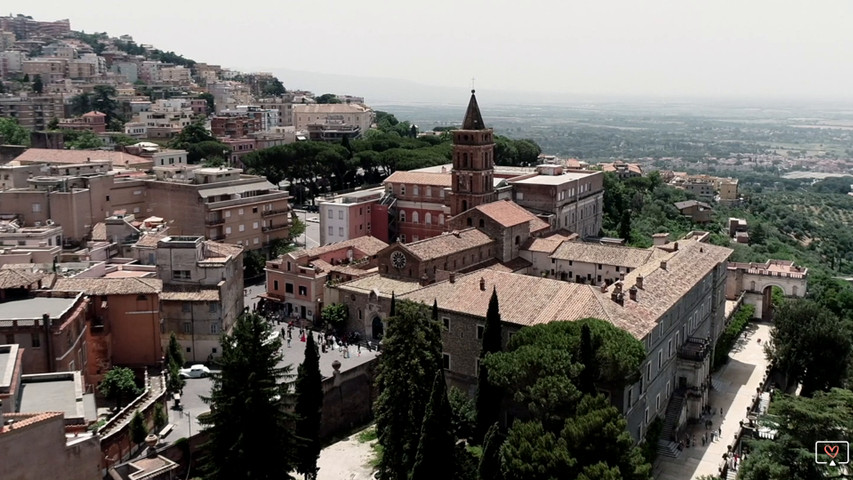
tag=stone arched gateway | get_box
[726,260,808,320]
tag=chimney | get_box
[600,283,607,293]
[479,277,486,291]
[660,261,667,270]
[449,272,456,284]
[636,275,644,289]
[673,242,679,251]
[420,272,430,287]
[619,272,625,281]
[610,291,624,305]
[629,285,638,301]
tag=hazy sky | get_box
[17,1,853,100]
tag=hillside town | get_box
[0,13,838,480]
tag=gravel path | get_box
[316,427,377,480]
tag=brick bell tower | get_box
[448,90,496,217]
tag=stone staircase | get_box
[656,394,685,458]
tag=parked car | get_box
[179,364,210,379]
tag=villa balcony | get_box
[206,217,225,226]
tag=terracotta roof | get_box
[403,239,732,340]
[14,148,151,168]
[471,200,541,228]
[0,412,63,435]
[336,273,423,297]
[401,269,605,327]
[592,240,733,339]
[134,229,170,248]
[52,277,162,295]
[383,171,452,188]
[91,222,107,241]
[485,257,533,273]
[202,241,243,259]
[674,200,712,210]
[404,228,495,261]
[285,236,388,261]
[0,269,45,289]
[550,242,655,268]
[160,286,220,302]
[522,235,572,254]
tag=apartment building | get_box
[51,277,162,380]
[264,236,387,323]
[210,111,265,138]
[146,166,292,250]
[160,65,191,84]
[0,95,66,131]
[398,239,732,441]
[0,51,26,77]
[292,103,375,136]
[149,149,187,167]
[0,291,90,377]
[155,236,243,362]
[21,58,67,83]
[382,170,452,243]
[508,165,604,238]
[257,97,294,127]
[0,15,71,39]
[319,187,385,245]
[0,220,62,266]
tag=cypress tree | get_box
[130,410,147,446]
[375,300,443,480]
[479,422,504,480]
[295,334,323,480]
[390,291,396,316]
[410,370,456,480]
[578,323,596,395]
[475,287,503,443]
[432,299,439,321]
[198,312,297,480]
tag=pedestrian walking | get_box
[720,407,724,415]
[287,337,292,348]
[357,344,361,356]
[692,434,696,447]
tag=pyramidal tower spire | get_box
[448,90,496,217]
[462,89,486,130]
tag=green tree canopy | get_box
[500,395,651,480]
[315,93,341,104]
[63,129,104,149]
[374,299,443,480]
[198,312,297,480]
[320,303,348,331]
[410,370,456,480]
[768,299,852,395]
[32,74,43,94]
[99,367,140,409]
[738,389,853,480]
[0,118,30,145]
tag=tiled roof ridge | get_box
[291,235,388,260]
[0,411,63,434]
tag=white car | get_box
[178,364,210,379]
